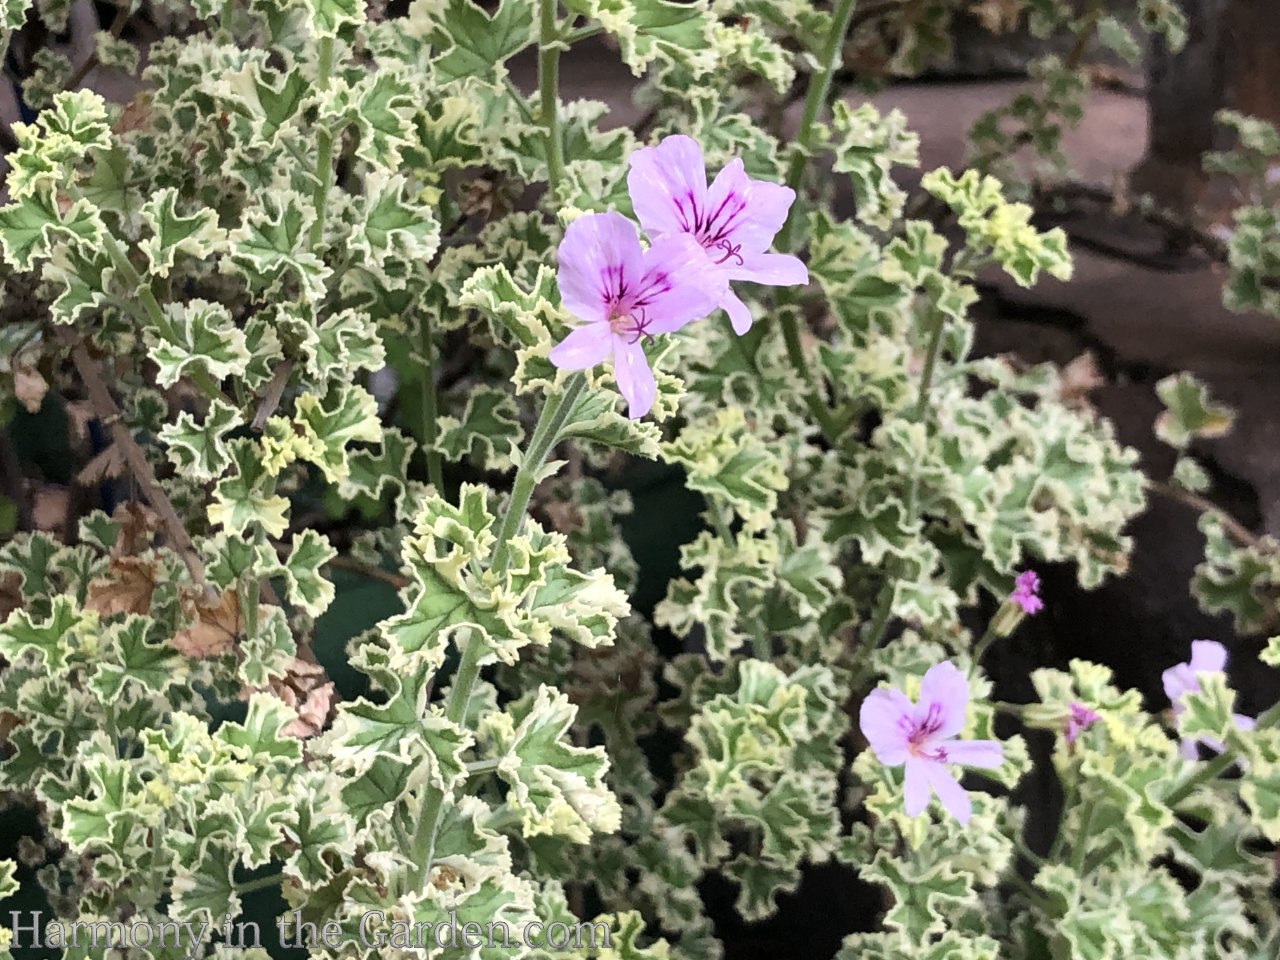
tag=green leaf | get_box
[216,692,304,768]
[282,773,355,883]
[0,594,90,672]
[208,438,291,538]
[138,187,224,279]
[328,685,471,791]
[435,385,525,471]
[347,170,439,289]
[302,0,364,36]
[158,398,243,482]
[42,240,116,325]
[170,841,240,924]
[290,383,384,484]
[212,60,311,142]
[282,529,338,617]
[661,408,787,528]
[349,70,419,168]
[923,167,1072,285]
[479,685,621,842]
[0,186,104,271]
[421,0,535,82]
[826,102,919,231]
[1155,372,1235,449]
[228,191,331,304]
[90,614,186,699]
[148,299,251,389]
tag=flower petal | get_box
[916,661,969,740]
[613,337,657,419]
[926,763,972,825]
[1162,663,1197,704]
[943,739,1003,769]
[557,211,643,324]
[721,289,753,334]
[1189,640,1228,674]
[903,756,932,817]
[627,135,709,239]
[549,323,613,370]
[705,158,795,252]
[635,233,726,334]
[726,251,809,287]
[859,687,914,766]
[1234,713,1256,732]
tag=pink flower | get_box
[1065,702,1100,744]
[626,135,808,334]
[1161,640,1255,759]
[550,211,725,418]
[859,661,1004,825]
[1010,570,1043,615]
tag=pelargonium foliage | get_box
[0,2,1275,960]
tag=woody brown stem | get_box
[57,328,211,593]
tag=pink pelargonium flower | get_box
[626,135,808,334]
[859,661,1003,825]
[550,211,726,419]
[1010,570,1043,615]
[1162,640,1255,759]
[1065,702,1101,744]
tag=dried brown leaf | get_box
[85,556,158,619]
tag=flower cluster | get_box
[550,136,809,417]
[1009,570,1043,615]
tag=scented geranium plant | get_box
[0,1,1277,960]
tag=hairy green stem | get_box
[971,621,999,665]
[775,0,860,254]
[309,37,336,248]
[538,0,566,191]
[407,373,587,884]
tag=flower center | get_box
[608,304,652,344]
[905,704,948,761]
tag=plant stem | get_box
[971,621,999,665]
[563,23,603,44]
[233,873,283,896]
[58,329,212,595]
[775,0,860,254]
[778,295,841,440]
[538,0,566,191]
[861,305,948,650]
[1080,698,1280,875]
[407,373,587,884]
[466,757,501,778]
[419,310,445,493]
[309,37,336,248]
[501,77,537,125]
[766,0,859,437]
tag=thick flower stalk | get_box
[1162,640,1255,758]
[550,211,725,418]
[627,135,809,334]
[859,661,1003,824]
